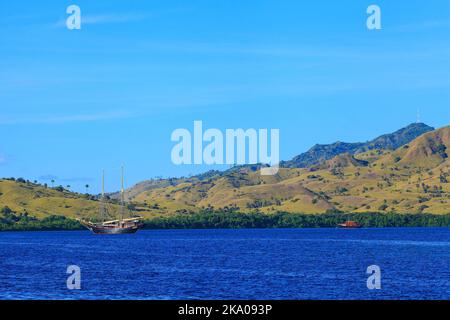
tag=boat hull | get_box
[79,220,144,234]
[337,222,362,228]
[88,225,140,234]
[337,225,362,229]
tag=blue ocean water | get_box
[0,228,448,300]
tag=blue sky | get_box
[0,0,449,193]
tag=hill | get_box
[281,123,434,168]
[0,179,160,220]
[125,125,449,215]
[322,153,369,169]
[1,124,448,224]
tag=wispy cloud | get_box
[0,110,135,125]
[0,154,6,165]
[38,174,58,181]
[60,177,93,183]
[82,13,148,25]
[393,19,450,32]
[38,175,92,183]
[53,12,149,28]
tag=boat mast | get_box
[100,169,106,222]
[102,169,105,198]
[120,165,125,221]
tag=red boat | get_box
[337,221,361,228]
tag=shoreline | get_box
[1,226,450,234]
[1,212,449,232]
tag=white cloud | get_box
[82,13,147,25]
[38,174,58,181]
[0,110,135,125]
[53,12,149,28]
[393,20,450,32]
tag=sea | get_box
[0,228,448,300]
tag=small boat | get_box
[337,220,361,228]
[79,167,143,234]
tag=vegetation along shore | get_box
[1,207,449,231]
[1,123,449,231]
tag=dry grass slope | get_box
[1,126,449,219]
[131,126,450,215]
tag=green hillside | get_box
[0,179,161,220]
[1,124,449,227]
[129,125,450,215]
[281,123,434,168]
